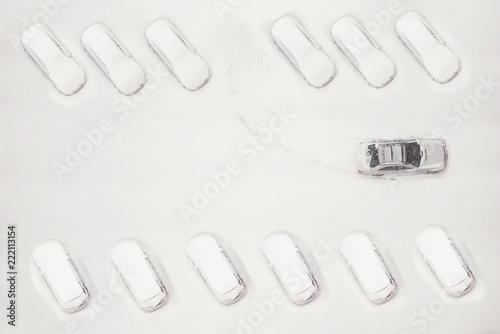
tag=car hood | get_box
[419,139,447,170]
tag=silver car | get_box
[357,138,447,176]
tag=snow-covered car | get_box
[340,231,397,303]
[331,16,396,88]
[110,239,168,311]
[81,24,146,95]
[271,16,336,88]
[395,12,460,84]
[33,240,90,312]
[416,226,475,297]
[146,19,211,91]
[21,24,86,95]
[262,232,319,304]
[186,233,246,304]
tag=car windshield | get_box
[405,141,421,167]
